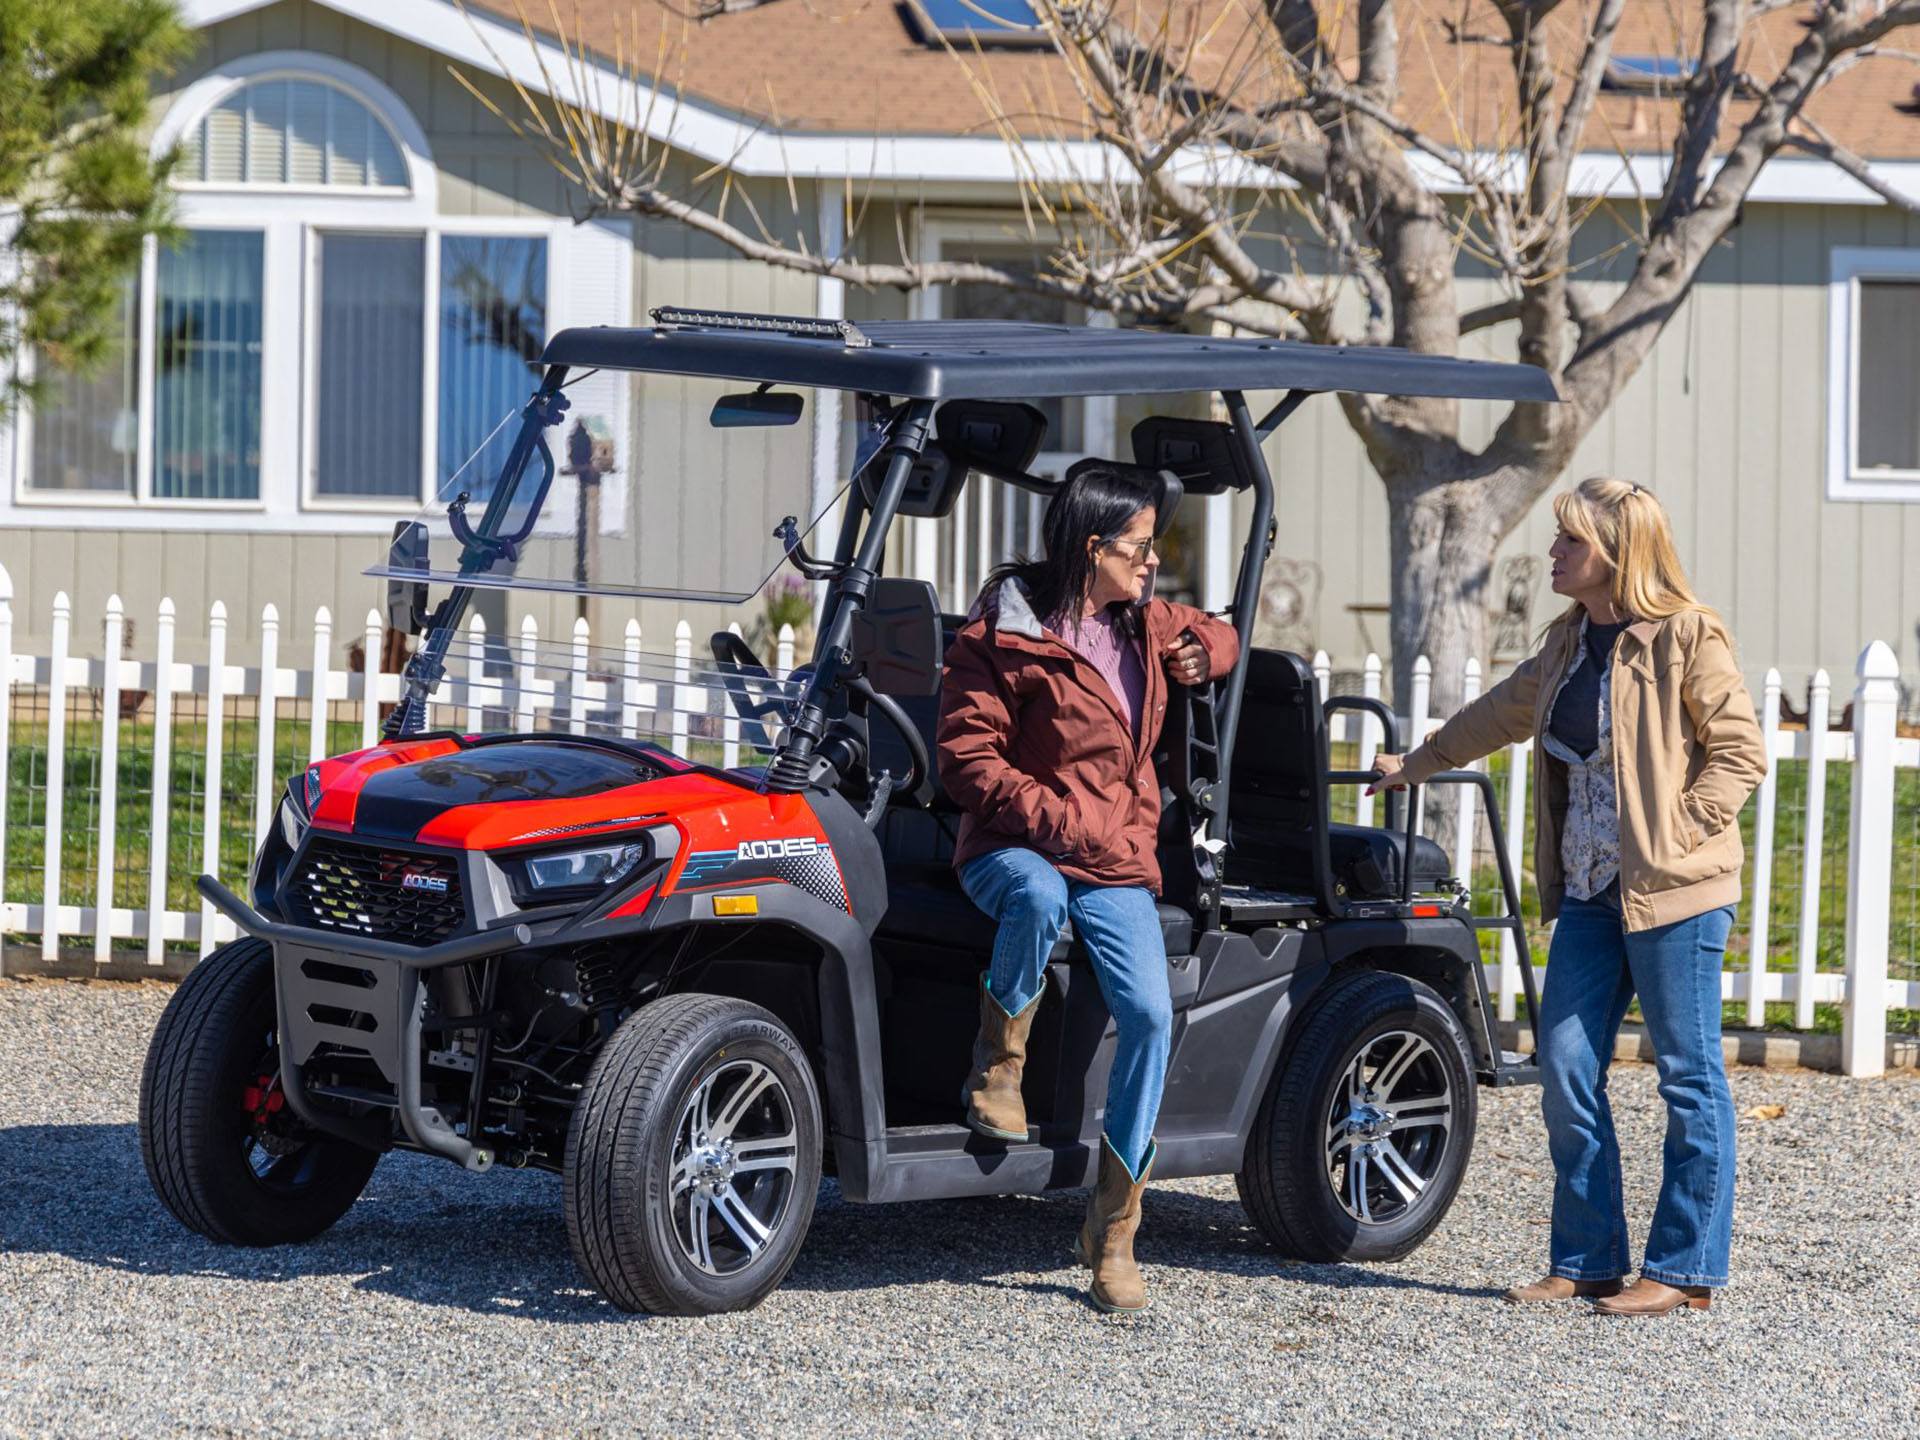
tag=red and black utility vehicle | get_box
[140,309,1558,1315]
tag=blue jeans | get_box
[958,847,1172,1178]
[1538,894,1738,1288]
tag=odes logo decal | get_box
[735,837,819,861]
[400,871,450,894]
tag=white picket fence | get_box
[1,562,1911,1073]
[1310,644,1919,1077]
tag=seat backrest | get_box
[866,615,965,813]
[1224,648,1336,905]
[1228,648,1330,828]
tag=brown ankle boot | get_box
[961,977,1042,1142]
[1072,1135,1154,1313]
[1503,1274,1625,1303]
[1594,1279,1712,1315]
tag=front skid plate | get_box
[274,942,413,1086]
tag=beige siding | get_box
[4,8,1918,703]
[1232,201,1920,700]
[0,3,828,667]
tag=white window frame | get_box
[172,71,414,196]
[13,223,272,513]
[2,51,622,533]
[1826,245,1920,504]
[299,219,560,514]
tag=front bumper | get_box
[197,875,532,1171]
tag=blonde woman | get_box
[1371,479,1766,1316]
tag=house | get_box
[0,0,1916,705]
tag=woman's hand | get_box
[1164,631,1212,687]
[1366,753,1409,796]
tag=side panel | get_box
[1151,927,1327,1179]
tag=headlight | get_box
[505,840,649,904]
[278,792,309,849]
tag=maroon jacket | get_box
[936,577,1241,894]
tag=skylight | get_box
[1602,55,1694,95]
[904,0,1049,48]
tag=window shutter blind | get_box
[286,81,328,184]
[204,95,247,183]
[437,234,549,498]
[315,233,426,498]
[246,80,288,185]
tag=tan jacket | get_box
[1401,608,1767,932]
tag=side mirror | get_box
[711,389,805,428]
[850,578,941,697]
[385,521,430,636]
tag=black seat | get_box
[1232,822,1450,899]
[1226,648,1455,905]
[881,860,1194,959]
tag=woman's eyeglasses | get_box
[1101,535,1159,564]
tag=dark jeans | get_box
[1538,894,1738,1288]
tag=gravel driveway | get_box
[1,976,1915,1439]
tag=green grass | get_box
[5,712,372,916]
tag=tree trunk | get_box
[1386,480,1499,731]
[1383,477,1503,853]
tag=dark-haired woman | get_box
[936,463,1239,1312]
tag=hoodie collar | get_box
[991,576,1047,640]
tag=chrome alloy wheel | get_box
[1324,1030,1455,1225]
[669,1059,800,1276]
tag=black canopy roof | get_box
[539,312,1560,404]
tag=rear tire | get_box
[564,993,822,1315]
[1236,968,1477,1263]
[139,938,380,1246]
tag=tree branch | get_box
[1782,126,1920,214]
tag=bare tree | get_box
[467,0,1920,717]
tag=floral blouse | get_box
[1542,616,1623,903]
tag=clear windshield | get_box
[405,624,809,766]
[364,377,860,605]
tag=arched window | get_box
[178,75,409,190]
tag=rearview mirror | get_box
[711,389,804,428]
[385,521,430,636]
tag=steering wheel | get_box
[849,676,932,813]
[709,631,792,753]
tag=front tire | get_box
[564,993,822,1315]
[1236,968,1477,1263]
[139,938,380,1246]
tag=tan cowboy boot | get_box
[1073,1135,1154,1313]
[1594,1279,1712,1315]
[1503,1274,1625,1303]
[961,976,1042,1142]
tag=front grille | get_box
[285,838,466,946]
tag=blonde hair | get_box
[1550,477,1706,624]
